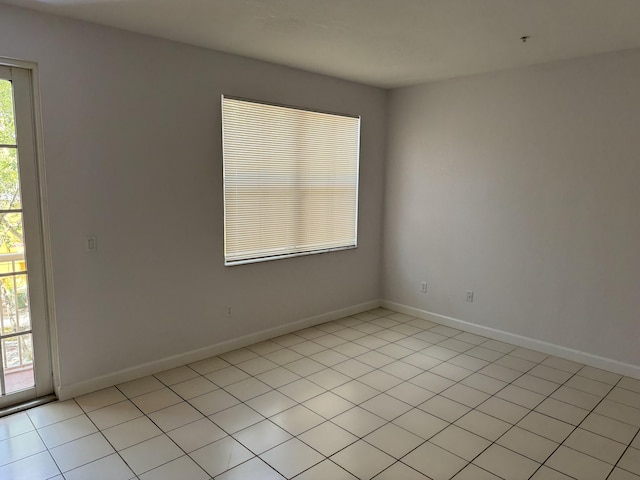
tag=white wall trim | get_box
[58,300,381,400]
[382,300,640,380]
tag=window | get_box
[222,96,360,265]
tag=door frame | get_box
[0,56,58,405]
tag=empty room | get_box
[1,0,639,479]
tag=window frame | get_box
[221,95,361,266]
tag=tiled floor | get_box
[2,308,640,479]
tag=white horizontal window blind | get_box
[222,96,360,265]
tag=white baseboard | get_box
[382,300,640,380]
[57,299,381,400]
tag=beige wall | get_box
[384,50,640,367]
[0,4,387,390]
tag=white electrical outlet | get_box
[225,306,232,317]
[86,235,97,253]
[421,281,427,293]
[466,290,474,302]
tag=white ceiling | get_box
[6,0,640,88]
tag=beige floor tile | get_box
[393,408,449,439]
[294,460,357,479]
[303,391,354,419]
[476,396,529,424]
[381,360,423,380]
[541,356,583,373]
[0,430,46,465]
[409,371,456,393]
[608,387,640,410]
[64,453,135,480]
[154,366,199,386]
[375,461,431,479]
[236,356,279,376]
[595,400,640,427]
[232,419,291,454]
[566,375,613,397]
[473,444,539,480]
[102,416,162,450]
[455,410,511,441]
[270,405,324,436]
[528,364,573,384]
[360,393,412,420]
[619,378,640,394]
[402,442,467,480]
[442,384,490,408]
[26,400,84,429]
[430,425,491,461]
[219,348,258,365]
[307,368,351,390]
[460,373,507,395]
[517,411,574,442]
[117,376,165,398]
[465,346,503,362]
[529,466,575,479]
[545,445,613,480]
[580,412,639,444]
[494,354,536,373]
[448,354,489,371]
[119,435,182,475]
[298,421,357,456]
[358,370,404,391]
[246,340,283,355]
[430,362,473,382]
[331,440,395,479]
[0,451,60,480]
[496,384,546,409]
[310,349,350,366]
[215,457,284,480]
[364,422,424,458]
[610,467,640,480]
[513,374,561,396]
[256,367,300,388]
[332,406,386,437]
[263,348,303,365]
[563,428,626,464]
[418,395,471,422]
[436,338,474,353]
[75,387,127,413]
[188,356,230,375]
[333,380,379,404]
[139,455,208,480]
[618,448,640,476]
[50,432,115,472]
[289,340,326,356]
[187,388,239,416]
[551,385,601,410]
[453,332,488,345]
[535,397,590,425]
[386,382,435,406]
[205,366,250,387]
[166,418,226,453]
[209,403,264,433]
[332,359,375,378]
[246,390,297,417]
[403,353,443,371]
[37,414,98,449]
[0,411,33,442]
[478,363,521,382]
[170,376,218,399]
[452,463,501,479]
[510,347,548,363]
[261,438,323,478]
[577,366,622,385]
[131,388,182,414]
[278,378,325,403]
[223,377,272,401]
[496,426,558,463]
[149,401,203,432]
[190,436,254,477]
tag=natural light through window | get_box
[222,96,360,265]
